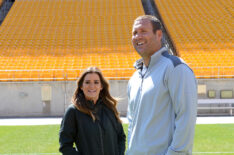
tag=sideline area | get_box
[0,116,234,125]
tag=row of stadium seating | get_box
[181,50,233,66]
[0,0,143,81]
[0,50,138,69]
[154,0,233,78]
[0,0,233,81]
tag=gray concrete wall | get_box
[197,79,234,99]
[0,80,129,117]
[197,79,234,115]
[0,81,67,117]
[0,78,233,117]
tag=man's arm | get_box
[127,81,133,145]
[166,64,197,155]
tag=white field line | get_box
[1,152,234,155]
[0,153,60,155]
[1,117,234,125]
[193,152,234,154]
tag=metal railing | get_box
[192,66,234,78]
[198,99,234,116]
[0,66,233,81]
[0,68,135,81]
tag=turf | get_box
[0,125,60,153]
[0,124,233,154]
[193,124,234,152]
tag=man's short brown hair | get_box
[134,15,162,33]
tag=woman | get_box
[59,67,126,155]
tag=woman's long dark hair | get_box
[72,67,121,123]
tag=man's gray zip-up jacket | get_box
[127,47,197,155]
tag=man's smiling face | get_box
[132,19,162,59]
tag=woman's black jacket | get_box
[59,100,126,155]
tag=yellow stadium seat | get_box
[154,0,233,78]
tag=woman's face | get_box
[81,73,103,104]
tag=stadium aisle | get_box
[0,117,234,125]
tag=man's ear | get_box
[156,30,163,40]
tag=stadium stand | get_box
[0,0,233,117]
[0,0,144,81]
[0,0,3,6]
[154,0,233,78]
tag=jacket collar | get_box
[134,47,168,70]
[86,98,102,110]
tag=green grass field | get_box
[0,124,233,154]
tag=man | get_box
[127,15,197,155]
